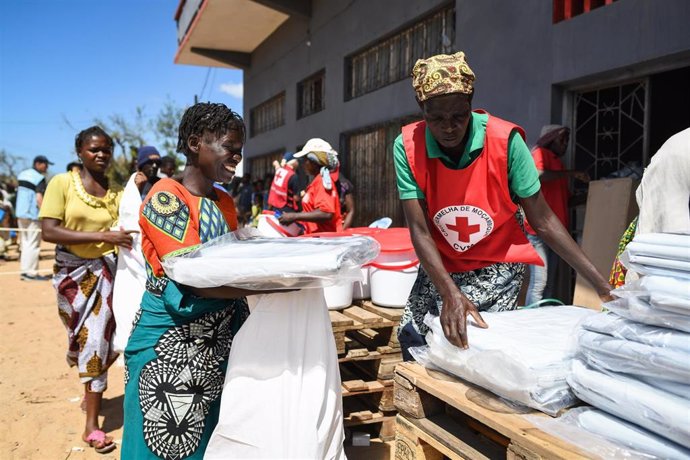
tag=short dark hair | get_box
[75,126,114,154]
[66,161,83,172]
[160,155,176,168]
[176,102,245,157]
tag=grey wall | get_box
[242,0,690,161]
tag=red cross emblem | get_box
[447,216,481,243]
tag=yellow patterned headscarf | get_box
[411,52,475,102]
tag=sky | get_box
[0,0,244,174]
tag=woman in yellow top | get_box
[40,126,135,454]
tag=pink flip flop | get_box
[84,430,116,454]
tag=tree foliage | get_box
[0,148,26,183]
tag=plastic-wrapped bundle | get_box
[568,360,690,447]
[527,407,690,460]
[420,306,595,416]
[580,312,690,352]
[612,276,690,315]
[577,329,690,383]
[604,297,690,333]
[161,230,379,290]
[620,234,690,279]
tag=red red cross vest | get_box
[268,165,297,210]
[402,111,543,272]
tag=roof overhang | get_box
[174,0,309,69]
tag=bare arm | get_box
[36,192,44,208]
[520,191,612,300]
[278,209,333,225]
[41,218,136,250]
[342,194,355,230]
[403,199,487,349]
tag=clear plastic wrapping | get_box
[603,297,690,333]
[580,312,690,352]
[568,360,690,447]
[162,230,380,290]
[526,407,690,460]
[577,329,690,383]
[612,276,690,315]
[421,306,595,416]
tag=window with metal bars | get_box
[250,92,285,137]
[553,0,618,23]
[345,5,455,101]
[250,149,284,184]
[341,115,419,226]
[297,69,325,119]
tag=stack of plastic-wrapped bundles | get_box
[413,305,596,416]
[565,233,690,459]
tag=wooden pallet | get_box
[393,363,590,460]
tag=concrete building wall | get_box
[242,0,690,161]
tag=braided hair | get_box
[74,126,114,153]
[177,102,245,157]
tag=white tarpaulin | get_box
[112,174,146,353]
[205,289,345,459]
[417,306,595,416]
[568,360,690,447]
[527,407,690,460]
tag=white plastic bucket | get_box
[256,213,301,238]
[368,228,419,308]
[352,266,371,300]
[324,281,354,310]
[369,260,418,308]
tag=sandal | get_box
[84,430,116,454]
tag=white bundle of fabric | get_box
[527,407,690,459]
[621,233,690,279]
[613,275,690,315]
[577,329,690,383]
[205,289,345,459]
[568,360,690,447]
[421,306,595,416]
[162,230,379,290]
[604,297,690,333]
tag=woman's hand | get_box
[278,212,298,225]
[102,230,138,250]
[440,290,488,349]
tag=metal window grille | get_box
[250,92,286,137]
[342,115,419,227]
[250,149,284,184]
[572,80,648,193]
[297,70,325,119]
[553,0,617,23]
[345,5,455,100]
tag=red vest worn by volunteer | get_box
[524,146,570,235]
[402,111,543,272]
[300,174,343,234]
[267,165,297,210]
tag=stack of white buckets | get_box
[254,213,419,310]
[326,227,419,310]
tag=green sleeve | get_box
[507,131,541,198]
[393,133,425,200]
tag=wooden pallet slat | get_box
[343,305,384,324]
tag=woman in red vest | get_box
[394,52,612,359]
[278,138,342,234]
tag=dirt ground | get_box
[0,243,124,460]
[0,242,393,460]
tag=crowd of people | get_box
[1,50,686,458]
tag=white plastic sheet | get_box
[604,297,690,333]
[577,329,690,383]
[527,407,690,460]
[612,276,690,315]
[112,173,146,353]
[568,360,690,447]
[580,312,690,352]
[420,306,595,416]
[162,230,379,290]
[205,289,345,459]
